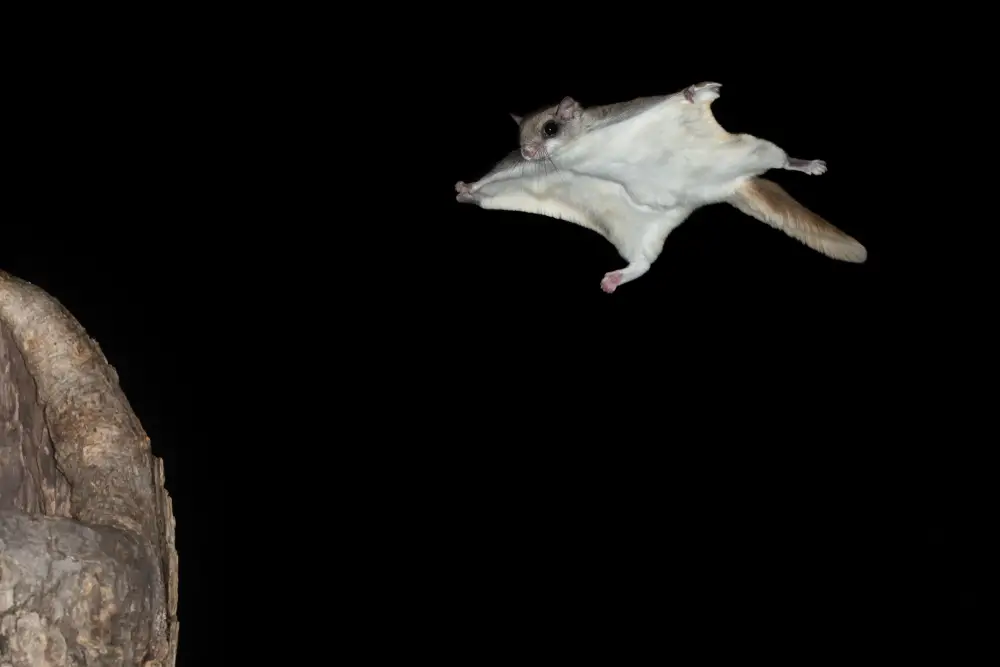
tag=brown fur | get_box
[728,178,867,263]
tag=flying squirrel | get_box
[456,81,867,293]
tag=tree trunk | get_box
[0,270,178,667]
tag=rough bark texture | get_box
[0,270,178,667]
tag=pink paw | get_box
[600,271,623,293]
[683,81,722,104]
[455,180,477,203]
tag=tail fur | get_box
[728,178,867,263]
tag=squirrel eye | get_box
[542,120,559,137]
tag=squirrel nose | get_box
[521,145,538,159]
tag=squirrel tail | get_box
[727,178,867,263]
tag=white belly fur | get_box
[558,97,765,209]
[466,167,690,261]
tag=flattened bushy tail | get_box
[728,178,867,263]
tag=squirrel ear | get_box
[509,112,522,125]
[556,96,580,120]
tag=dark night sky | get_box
[4,15,988,662]
[402,55,988,650]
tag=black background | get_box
[3,10,989,663]
[377,29,989,658]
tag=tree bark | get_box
[0,270,178,667]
